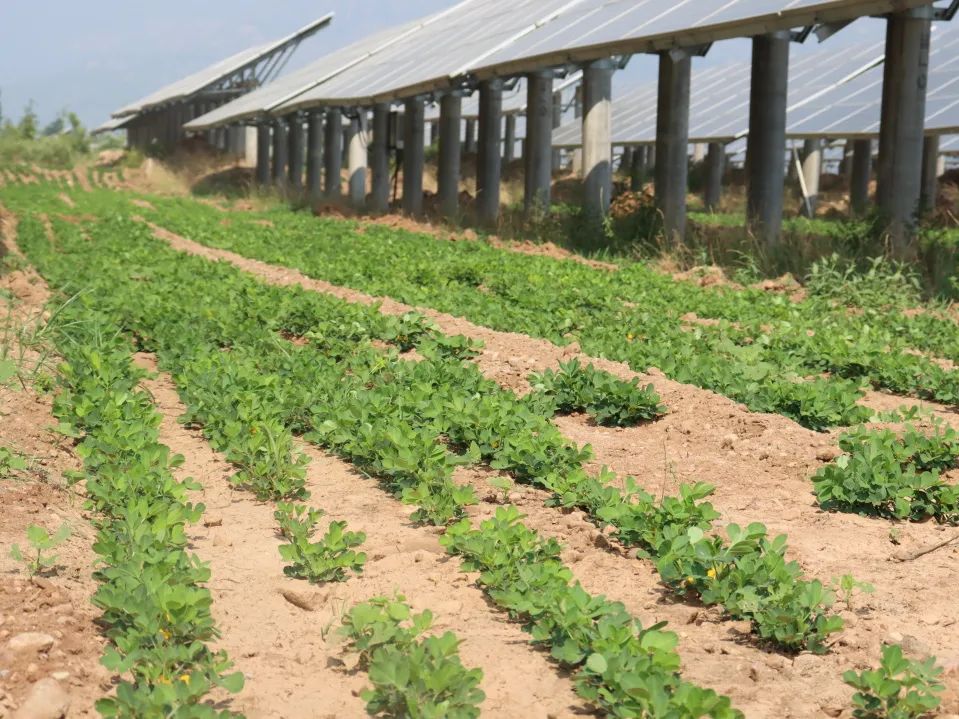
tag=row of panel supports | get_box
[247,6,935,253]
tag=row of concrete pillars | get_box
[126,100,247,156]
[244,7,934,253]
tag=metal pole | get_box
[272,118,288,187]
[438,94,462,218]
[464,118,477,154]
[403,97,425,216]
[288,114,304,191]
[745,31,791,248]
[348,115,367,208]
[552,90,563,171]
[582,59,615,218]
[850,138,872,217]
[876,6,933,257]
[504,115,516,164]
[703,141,724,212]
[572,82,583,176]
[525,70,553,215]
[370,103,391,213]
[256,124,271,186]
[324,108,343,198]
[801,138,822,218]
[630,146,645,191]
[307,111,323,200]
[476,79,503,227]
[920,134,940,215]
[655,50,691,241]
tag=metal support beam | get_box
[438,94,462,218]
[525,70,553,215]
[504,115,516,164]
[703,141,724,212]
[272,118,289,187]
[348,115,367,208]
[745,31,790,248]
[370,103,390,213]
[572,83,583,176]
[630,146,645,192]
[876,5,933,257]
[801,138,822,218]
[256,125,271,186]
[403,98,425,216]
[920,133,940,215]
[582,59,615,218]
[288,115,304,190]
[307,111,323,200]
[476,79,504,227]
[655,50,691,240]
[324,108,343,198]
[552,90,563,171]
[464,119,477,155]
[850,138,873,217]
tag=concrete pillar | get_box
[256,125,271,186]
[582,60,615,217]
[430,120,439,147]
[476,79,503,227]
[842,140,855,186]
[402,98,425,216]
[745,31,791,248]
[876,6,933,257]
[324,108,343,199]
[525,70,553,215]
[504,115,516,164]
[630,146,645,191]
[307,111,323,200]
[464,119,477,154]
[348,116,367,208]
[621,147,634,176]
[288,115,304,190]
[850,138,873,217]
[920,134,940,215]
[936,153,946,178]
[370,103,391,213]
[801,138,823,217]
[272,118,289,187]
[655,51,691,240]
[703,141,724,211]
[438,94,462,218]
[692,143,706,163]
[552,90,563,171]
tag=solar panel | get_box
[185,20,425,130]
[92,115,135,135]
[469,0,937,79]
[787,21,959,137]
[111,13,334,118]
[553,34,885,147]
[277,0,587,110]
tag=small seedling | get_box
[832,574,875,611]
[843,644,944,719]
[10,523,71,575]
[279,520,366,584]
[273,502,324,541]
[0,446,28,478]
[488,476,514,504]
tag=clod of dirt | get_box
[11,678,70,719]
[5,633,55,657]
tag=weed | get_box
[10,523,70,575]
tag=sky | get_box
[0,1,887,130]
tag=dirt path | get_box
[0,206,110,717]
[134,354,587,719]
[143,219,959,717]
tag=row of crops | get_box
[0,178,953,717]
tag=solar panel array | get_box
[423,72,581,121]
[111,13,334,118]
[552,35,885,147]
[787,21,959,137]
[279,0,582,110]
[185,21,424,131]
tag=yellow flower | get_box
[157,676,172,685]
[685,576,696,586]
[707,568,717,579]
[626,333,635,342]
[179,674,191,685]
[159,629,171,640]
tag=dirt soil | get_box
[0,208,109,717]
[142,218,959,719]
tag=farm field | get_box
[1,173,958,718]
